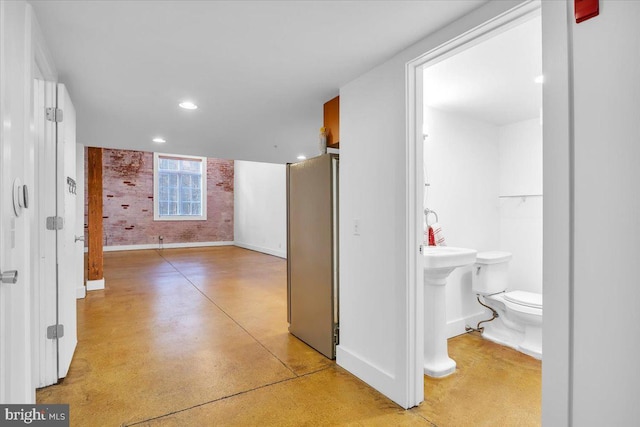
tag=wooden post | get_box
[87,147,103,284]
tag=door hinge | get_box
[45,107,63,122]
[47,324,64,339]
[46,216,64,230]
[333,324,340,346]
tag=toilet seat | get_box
[504,290,542,309]
[494,291,542,317]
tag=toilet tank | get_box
[471,251,512,295]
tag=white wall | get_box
[499,118,542,196]
[498,118,542,294]
[569,1,640,424]
[423,111,543,334]
[424,107,500,336]
[543,1,640,424]
[234,160,287,258]
[338,0,524,409]
[339,59,412,406]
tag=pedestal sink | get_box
[423,246,477,378]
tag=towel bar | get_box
[424,208,439,225]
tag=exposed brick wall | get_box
[84,147,234,247]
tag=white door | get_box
[33,77,59,387]
[0,88,33,402]
[1,0,35,403]
[33,81,79,385]
[56,83,78,379]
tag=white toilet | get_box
[471,251,543,359]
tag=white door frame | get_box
[31,76,59,388]
[55,83,79,379]
[75,143,86,299]
[405,0,541,410]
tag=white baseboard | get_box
[76,286,86,299]
[84,241,235,253]
[234,242,286,259]
[336,345,406,409]
[86,278,105,291]
[446,311,488,338]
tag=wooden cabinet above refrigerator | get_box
[323,96,340,148]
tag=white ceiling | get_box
[29,0,489,164]
[423,16,542,126]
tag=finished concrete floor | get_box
[37,247,540,426]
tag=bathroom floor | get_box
[420,333,541,426]
[37,247,541,426]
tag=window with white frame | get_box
[153,153,207,221]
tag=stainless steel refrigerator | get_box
[287,153,339,359]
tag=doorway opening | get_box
[406,1,543,422]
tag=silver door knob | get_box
[1,270,18,284]
[75,235,85,242]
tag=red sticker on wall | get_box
[575,0,599,23]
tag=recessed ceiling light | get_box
[152,137,166,143]
[179,101,198,110]
[534,75,544,84]
[297,155,307,160]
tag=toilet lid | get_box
[504,290,542,309]
[476,251,512,264]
